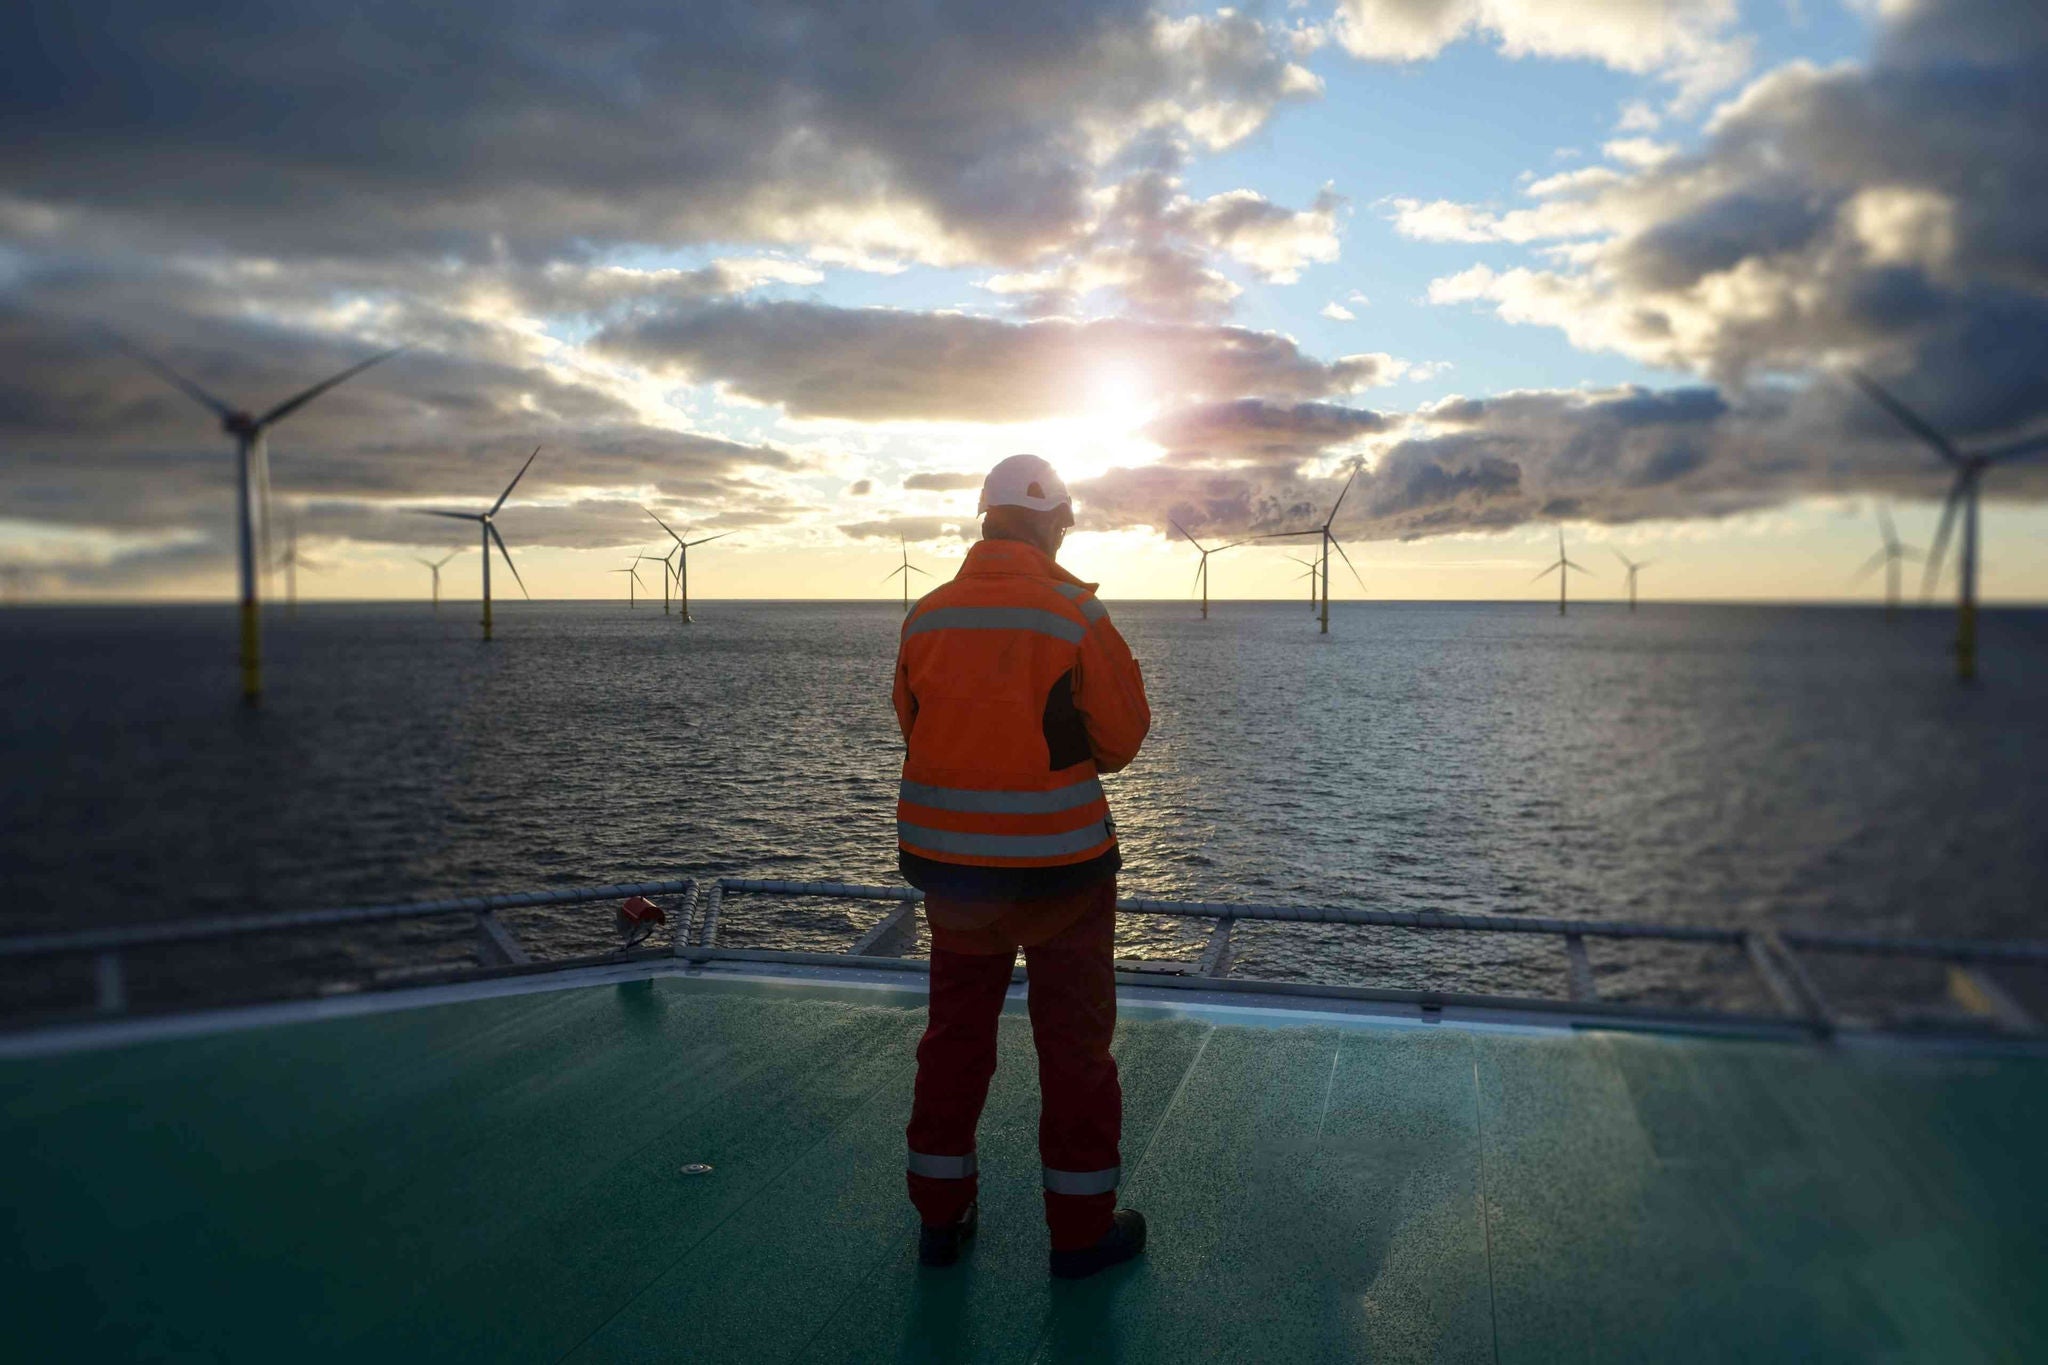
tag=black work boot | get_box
[918,1200,978,1267]
[1049,1208,1147,1280]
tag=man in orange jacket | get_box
[894,453,1152,1280]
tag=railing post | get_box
[849,902,919,958]
[672,880,700,955]
[94,951,126,1015]
[1947,964,2040,1034]
[1197,917,1235,978]
[698,881,724,950]
[475,912,530,967]
[1563,933,1597,1003]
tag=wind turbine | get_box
[1534,528,1592,615]
[105,330,402,703]
[417,548,462,613]
[882,537,932,615]
[413,447,538,641]
[612,557,649,609]
[632,549,668,612]
[1847,371,2048,680]
[1287,553,1320,613]
[642,506,730,623]
[275,508,323,616]
[1256,468,1365,634]
[1852,505,1920,623]
[1167,520,1246,620]
[1611,548,1654,613]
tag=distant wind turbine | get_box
[612,557,649,609]
[1848,372,2048,679]
[105,330,402,702]
[413,447,538,641]
[642,506,729,623]
[1167,520,1246,620]
[1852,505,1920,623]
[633,549,668,612]
[1610,549,1654,613]
[882,537,932,615]
[417,549,463,613]
[1256,467,1365,634]
[1287,553,1320,613]
[1535,528,1592,615]
[275,508,323,616]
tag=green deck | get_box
[3,972,2044,1362]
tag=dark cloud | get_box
[903,472,983,492]
[1143,399,1389,465]
[1426,0,2048,442]
[847,479,874,496]
[596,302,1395,421]
[0,0,1313,267]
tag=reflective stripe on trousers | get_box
[1042,1165,1120,1197]
[907,1150,978,1180]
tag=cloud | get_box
[1320,301,1356,321]
[1143,399,1391,465]
[847,479,874,496]
[838,516,975,543]
[596,302,1401,422]
[1332,0,1750,108]
[903,471,984,492]
[0,1,1317,269]
[1414,0,2048,441]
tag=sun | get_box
[1081,360,1158,434]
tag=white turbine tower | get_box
[1168,519,1245,620]
[1535,528,1592,615]
[275,507,323,617]
[106,331,401,702]
[1852,505,1920,623]
[417,548,463,613]
[1611,549,1654,613]
[414,448,538,640]
[882,537,932,615]
[1848,372,2048,679]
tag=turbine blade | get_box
[1849,370,1964,466]
[1167,517,1203,551]
[257,346,405,427]
[629,568,646,590]
[644,505,685,543]
[435,549,463,568]
[490,446,541,516]
[685,531,732,547]
[1876,503,1898,548]
[1533,563,1560,581]
[883,565,905,582]
[1324,467,1358,527]
[908,564,933,577]
[1191,561,1205,596]
[416,509,483,521]
[1920,476,1965,598]
[1982,430,2048,463]
[1564,559,1592,573]
[101,329,235,418]
[1610,547,1635,570]
[1852,548,1891,582]
[1331,538,1366,591]
[489,522,530,600]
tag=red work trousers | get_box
[905,878,1122,1252]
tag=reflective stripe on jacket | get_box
[893,538,1150,900]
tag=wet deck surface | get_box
[3,973,2044,1362]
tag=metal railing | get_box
[3,876,2042,1040]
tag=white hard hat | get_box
[977,454,1071,514]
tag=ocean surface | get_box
[3,599,2044,1013]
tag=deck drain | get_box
[679,1162,715,1176]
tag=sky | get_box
[3,0,2047,606]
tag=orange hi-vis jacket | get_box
[893,538,1151,900]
